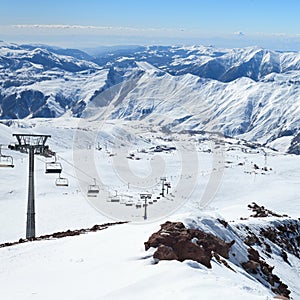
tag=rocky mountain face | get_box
[1,41,300,148]
[145,204,300,299]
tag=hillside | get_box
[1,43,300,299]
[1,42,300,150]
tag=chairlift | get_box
[135,201,142,208]
[111,196,120,202]
[45,156,62,174]
[87,178,100,197]
[125,200,134,206]
[0,145,14,168]
[55,175,69,187]
[0,155,14,168]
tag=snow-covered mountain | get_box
[1,116,300,299]
[2,42,300,149]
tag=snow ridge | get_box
[2,42,300,149]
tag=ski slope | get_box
[0,117,300,299]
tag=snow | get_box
[0,223,272,300]
[1,116,300,299]
[2,42,300,148]
[2,42,300,299]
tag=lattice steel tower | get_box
[9,134,53,239]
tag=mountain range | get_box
[1,41,300,149]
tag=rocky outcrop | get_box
[242,248,291,298]
[145,206,299,299]
[248,202,289,218]
[144,221,234,268]
[260,222,300,259]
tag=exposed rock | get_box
[260,221,300,259]
[244,233,261,246]
[145,213,299,299]
[188,228,234,259]
[213,252,236,272]
[0,221,128,248]
[248,202,288,218]
[173,240,212,268]
[153,245,178,261]
[144,221,234,269]
[241,260,260,274]
[265,243,272,253]
[248,247,260,261]
[281,250,289,263]
[242,247,290,298]
[217,218,228,228]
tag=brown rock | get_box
[188,229,234,259]
[153,245,178,261]
[274,295,290,300]
[242,260,260,274]
[173,240,212,268]
[244,234,260,246]
[144,221,234,269]
[248,248,260,261]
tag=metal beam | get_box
[26,147,35,239]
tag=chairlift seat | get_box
[111,196,120,202]
[0,162,14,168]
[0,156,14,168]
[46,162,62,174]
[55,177,69,187]
[87,185,100,197]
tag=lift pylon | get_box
[9,134,53,239]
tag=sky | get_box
[1,0,300,50]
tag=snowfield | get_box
[0,116,300,299]
[1,41,300,299]
[0,221,275,300]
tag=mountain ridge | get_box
[1,41,300,150]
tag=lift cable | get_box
[35,155,94,186]
[56,154,95,181]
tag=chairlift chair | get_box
[111,196,120,202]
[0,145,14,168]
[55,175,69,187]
[135,201,142,208]
[46,162,62,174]
[125,200,134,206]
[0,155,14,168]
[87,178,100,197]
[45,156,62,174]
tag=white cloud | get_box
[2,24,300,51]
[233,31,245,36]
[10,24,185,35]
[12,24,132,30]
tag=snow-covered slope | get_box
[2,42,300,148]
[0,115,300,299]
[1,217,290,300]
[91,45,300,82]
[2,42,300,299]
[0,42,107,118]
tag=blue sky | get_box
[1,0,300,50]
